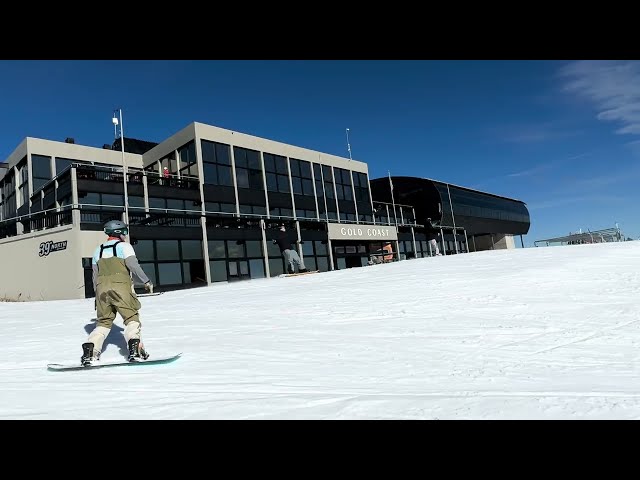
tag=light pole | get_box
[346,128,352,161]
[112,109,130,236]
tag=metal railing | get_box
[534,225,625,247]
[2,162,432,238]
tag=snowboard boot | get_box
[127,338,150,362]
[81,342,99,366]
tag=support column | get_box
[71,166,80,227]
[261,218,271,278]
[295,220,303,262]
[194,130,211,285]
[326,224,335,271]
[440,228,446,256]
[464,229,469,253]
[411,226,417,259]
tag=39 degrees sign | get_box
[39,240,68,257]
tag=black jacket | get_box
[273,230,297,253]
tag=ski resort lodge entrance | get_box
[327,223,398,270]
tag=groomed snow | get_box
[2,241,640,419]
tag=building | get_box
[369,176,530,256]
[0,122,531,301]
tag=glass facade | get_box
[435,183,529,225]
[136,238,206,287]
[201,139,233,187]
[32,154,52,192]
[208,239,266,282]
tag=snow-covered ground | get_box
[2,240,640,419]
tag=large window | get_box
[267,237,287,276]
[313,163,326,220]
[300,239,330,272]
[334,168,353,202]
[31,154,52,192]
[322,165,337,220]
[234,146,266,215]
[205,201,236,214]
[335,167,356,222]
[290,158,314,197]
[77,191,123,225]
[353,172,370,202]
[291,158,316,219]
[233,147,263,190]
[148,197,199,213]
[177,142,196,178]
[201,139,233,187]
[399,206,415,225]
[78,191,123,207]
[374,203,391,225]
[136,239,206,287]
[263,153,290,193]
[207,239,266,282]
[17,159,28,209]
[1,170,16,220]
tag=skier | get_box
[81,220,153,365]
[272,224,307,274]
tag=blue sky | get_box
[1,60,638,245]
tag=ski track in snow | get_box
[1,241,640,419]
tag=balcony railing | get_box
[0,205,74,238]
[145,171,199,190]
[75,165,144,185]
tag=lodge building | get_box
[0,122,530,300]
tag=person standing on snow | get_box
[81,220,153,365]
[273,224,307,274]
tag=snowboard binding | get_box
[127,339,150,362]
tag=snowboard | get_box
[137,291,164,297]
[47,353,181,372]
[279,270,320,278]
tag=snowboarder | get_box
[81,220,153,365]
[272,224,307,274]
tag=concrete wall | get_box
[0,226,150,301]
[494,234,515,249]
[471,233,515,251]
[0,225,83,301]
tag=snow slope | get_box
[2,241,640,419]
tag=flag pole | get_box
[389,170,397,226]
[346,128,352,161]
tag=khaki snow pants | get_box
[96,280,142,329]
[89,281,142,354]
